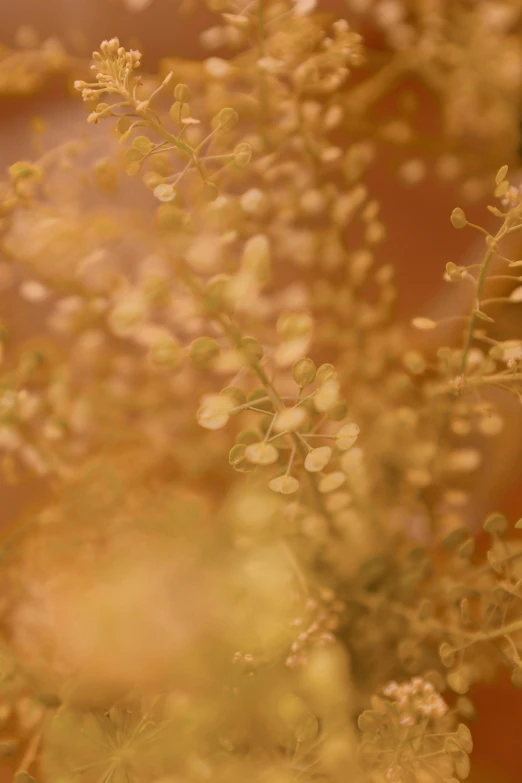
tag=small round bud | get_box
[204,275,231,314]
[483,512,508,535]
[495,164,508,185]
[143,171,164,189]
[153,183,176,202]
[244,442,279,466]
[189,336,220,369]
[403,350,426,375]
[495,180,510,198]
[220,387,246,407]
[277,312,313,340]
[148,336,183,371]
[213,107,239,130]
[174,83,191,103]
[450,207,467,229]
[132,135,153,153]
[445,262,464,282]
[304,447,332,473]
[94,102,112,117]
[318,472,346,493]
[150,153,172,176]
[327,401,347,421]
[292,357,316,387]
[115,116,132,135]
[169,101,191,125]
[315,363,336,385]
[156,204,187,230]
[269,475,299,494]
[239,337,263,364]
[199,181,219,203]
[439,643,456,668]
[314,379,340,413]
[273,407,307,433]
[335,423,360,451]
[234,142,252,167]
[197,393,234,430]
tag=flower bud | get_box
[269,475,299,494]
[213,108,239,130]
[234,142,252,167]
[189,337,220,369]
[304,447,332,473]
[335,423,360,451]
[292,358,316,387]
[174,83,191,103]
[245,442,279,465]
[450,208,467,229]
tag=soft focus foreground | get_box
[0,2,522,783]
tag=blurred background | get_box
[0,1,521,781]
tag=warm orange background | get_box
[0,2,521,781]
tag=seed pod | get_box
[189,337,220,369]
[244,442,279,465]
[304,447,332,473]
[174,83,191,103]
[269,475,299,494]
[293,358,316,387]
[450,207,467,229]
[214,107,239,130]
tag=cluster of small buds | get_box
[285,591,344,668]
[382,678,448,726]
[74,39,142,102]
[501,184,522,209]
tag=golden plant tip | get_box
[494,179,510,198]
[197,393,235,430]
[292,357,316,387]
[189,337,220,369]
[314,378,341,413]
[450,207,467,229]
[234,142,252,167]
[318,472,346,493]
[269,475,300,494]
[495,164,508,185]
[273,406,307,433]
[198,182,219,203]
[153,183,176,202]
[174,83,191,103]
[213,107,239,130]
[244,442,279,466]
[305,446,332,473]
[336,423,360,451]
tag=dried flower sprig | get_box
[0,2,522,782]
